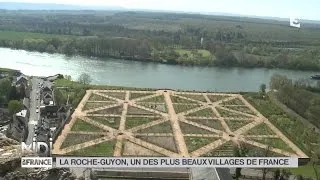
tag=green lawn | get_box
[178,94,207,102]
[175,49,212,58]
[243,93,320,156]
[54,78,83,87]
[187,108,216,117]
[126,117,157,129]
[197,49,212,57]
[225,120,250,131]
[137,121,173,133]
[0,67,16,73]
[67,140,115,156]
[289,164,320,179]
[140,95,165,103]
[60,133,103,149]
[71,119,104,132]
[173,104,201,113]
[0,30,72,40]
[83,102,115,111]
[245,123,275,135]
[249,137,294,152]
[130,92,154,99]
[185,137,218,152]
[88,116,121,130]
[170,95,196,103]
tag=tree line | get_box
[270,74,320,129]
[0,11,320,70]
[0,77,24,115]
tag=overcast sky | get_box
[1,0,319,20]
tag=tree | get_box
[54,89,65,106]
[45,44,56,53]
[0,78,12,103]
[8,86,19,101]
[296,175,304,180]
[279,169,291,180]
[310,149,320,180]
[233,148,242,180]
[78,73,92,85]
[233,143,249,180]
[269,74,293,90]
[65,75,72,81]
[18,85,26,99]
[8,100,23,114]
[260,84,267,97]
[274,169,281,180]
[262,145,271,180]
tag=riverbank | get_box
[1,30,320,71]
[1,47,319,92]
[2,43,320,71]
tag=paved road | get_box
[216,168,233,180]
[26,77,43,145]
[76,167,227,180]
[191,167,233,180]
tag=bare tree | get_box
[310,149,320,180]
[78,73,92,85]
[305,131,320,180]
[262,145,272,180]
[233,142,249,180]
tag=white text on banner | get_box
[55,157,298,168]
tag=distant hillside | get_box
[0,2,319,24]
[0,2,125,10]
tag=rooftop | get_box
[15,109,27,118]
[16,75,28,83]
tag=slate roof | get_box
[16,75,28,84]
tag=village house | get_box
[41,86,52,95]
[15,75,28,87]
[38,104,71,143]
[40,105,70,127]
[6,109,28,142]
[43,93,54,105]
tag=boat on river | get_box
[311,75,320,80]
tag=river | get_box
[0,48,318,92]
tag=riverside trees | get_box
[0,11,320,70]
[269,74,320,129]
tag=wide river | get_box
[0,48,318,92]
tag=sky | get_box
[1,0,319,20]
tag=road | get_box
[215,168,233,180]
[26,77,43,145]
[75,167,230,180]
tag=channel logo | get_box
[290,17,301,28]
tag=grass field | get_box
[0,67,16,73]
[71,118,104,132]
[289,164,320,179]
[175,49,212,58]
[0,30,72,40]
[244,92,320,178]
[244,92,320,154]
[67,141,115,156]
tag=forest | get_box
[0,10,320,70]
[269,74,320,129]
